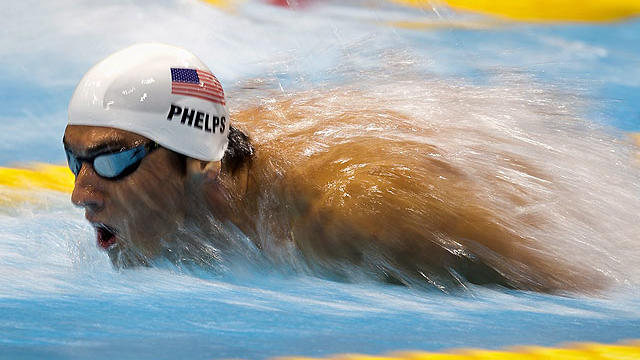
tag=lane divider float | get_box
[200,0,640,22]
[276,340,640,360]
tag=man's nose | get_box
[71,162,105,212]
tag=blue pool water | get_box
[1,1,640,359]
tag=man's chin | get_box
[103,230,225,271]
[106,244,152,268]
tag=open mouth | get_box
[95,224,118,250]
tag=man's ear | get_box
[185,157,221,184]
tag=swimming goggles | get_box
[65,142,159,180]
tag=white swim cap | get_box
[68,43,229,161]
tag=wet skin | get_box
[230,95,606,293]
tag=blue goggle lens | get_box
[65,143,157,180]
[92,146,147,178]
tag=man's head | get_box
[64,43,231,264]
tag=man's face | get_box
[63,125,188,265]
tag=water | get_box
[2,0,640,359]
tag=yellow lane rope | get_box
[0,163,74,193]
[0,164,74,208]
[277,340,640,360]
[199,0,640,22]
[388,0,640,22]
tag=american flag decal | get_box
[170,68,225,105]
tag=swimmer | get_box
[63,43,605,293]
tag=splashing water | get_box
[226,73,640,292]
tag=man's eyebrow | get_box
[86,141,128,155]
[63,138,128,157]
